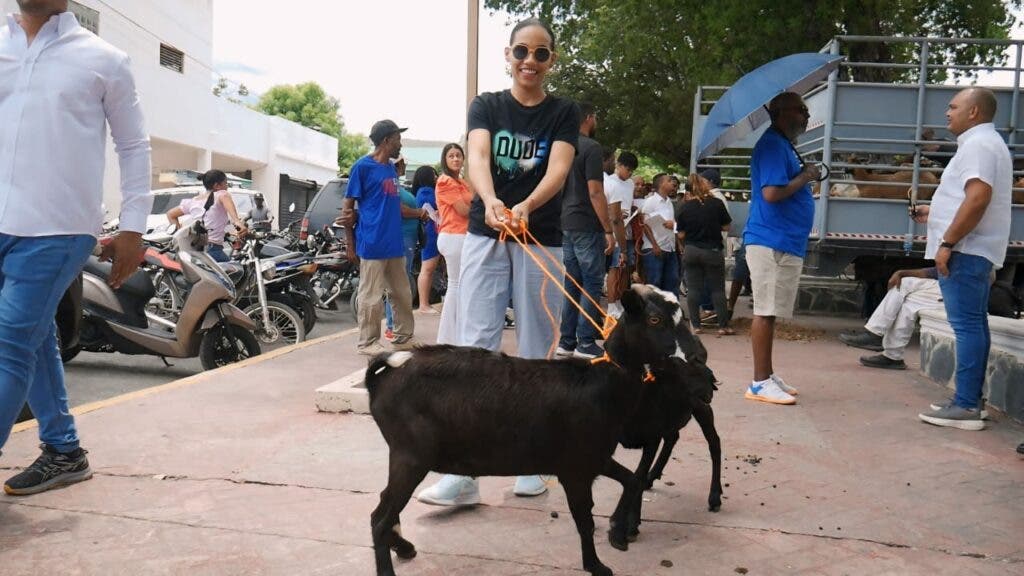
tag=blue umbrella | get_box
[696,53,844,160]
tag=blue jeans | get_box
[206,243,229,263]
[938,252,993,410]
[559,231,606,350]
[385,235,418,330]
[640,248,680,296]
[0,234,96,453]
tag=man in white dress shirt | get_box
[911,88,1012,432]
[0,0,152,494]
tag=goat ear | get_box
[621,287,644,316]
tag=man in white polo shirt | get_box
[912,88,1012,431]
[0,0,151,494]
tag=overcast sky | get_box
[212,0,517,143]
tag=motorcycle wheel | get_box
[199,322,262,370]
[242,301,306,351]
[270,292,317,335]
[55,326,80,364]
[147,275,182,319]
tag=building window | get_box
[69,0,99,35]
[160,44,185,74]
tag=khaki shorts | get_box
[746,245,803,318]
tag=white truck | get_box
[691,35,1023,305]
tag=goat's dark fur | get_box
[365,287,685,576]
[613,353,722,542]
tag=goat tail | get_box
[364,351,414,393]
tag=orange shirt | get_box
[435,174,473,234]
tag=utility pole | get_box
[466,0,480,135]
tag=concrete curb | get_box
[12,327,359,435]
[314,368,369,414]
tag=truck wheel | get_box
[199,322,261,370]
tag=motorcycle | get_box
[77,216,261,370]
[308,225,359,313]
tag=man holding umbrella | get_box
[743,92,819,405]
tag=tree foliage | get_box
[256,82,368,174]
[485,0,1021,167]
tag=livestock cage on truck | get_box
[691,36,1024,292]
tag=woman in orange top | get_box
[434,143,474,344]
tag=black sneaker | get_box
[839,330,884,352]
[4,444,93,495]
[859,354,906,370]
[1017,442,1024,456]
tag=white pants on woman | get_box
[436,232,465,345]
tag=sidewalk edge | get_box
[12,327,358,435]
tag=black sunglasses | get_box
[511,44,552,63]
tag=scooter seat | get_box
[83,258,156,302]
[219,262,245,284]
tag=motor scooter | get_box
[77,215,261,370]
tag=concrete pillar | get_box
[197,148,213,172]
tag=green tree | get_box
[256,82,369,175]
[486,0,1021,165]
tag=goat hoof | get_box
[585,561,614,576]
[607,531,629,551]
[391,539,417,560]
[709,494,722,512]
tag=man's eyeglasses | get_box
[511,44,552,63]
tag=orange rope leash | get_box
[497,209,617,345]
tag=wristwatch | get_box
[940,241,955,250]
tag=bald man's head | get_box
[964,88,997,121]
[946,88,998,136]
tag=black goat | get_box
[365,286,686,576]
[613,353,722,542]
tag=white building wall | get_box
[2,0,338,224]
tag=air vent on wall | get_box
[159,44,184,73]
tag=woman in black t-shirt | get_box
[415,18,578,505]
[677,173,733,334]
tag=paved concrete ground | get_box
[1,307,1022,576]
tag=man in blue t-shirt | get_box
[340,119,418,355]
[743,92,820,406]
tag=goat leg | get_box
[646,430,680,489]
[692,403,723,512]
[371,457,427,575]
[561,474,614,576]
[603,458,641,551]
[627,444,659,540]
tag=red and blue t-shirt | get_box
[346,155,403,260]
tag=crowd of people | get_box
[1,1,1021,507]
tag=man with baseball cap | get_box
[339,119,419,355]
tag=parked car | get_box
[146,186,262,234]
[298,178,347,241]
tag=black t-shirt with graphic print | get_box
[467,90,580,247]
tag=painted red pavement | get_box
[1,308,1021,575]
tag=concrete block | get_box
[315,368,369,414]
[796,275,863,317]
[919,308,1024,423]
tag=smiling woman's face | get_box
[505,25,556,90]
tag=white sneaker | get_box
[513,475,548,496]
[745,378,796,405]
[771,374,798,396]
[554,346,575,359]
[416,475,480,506]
